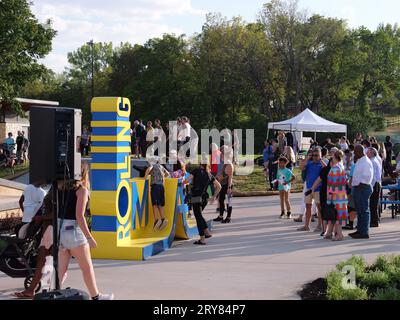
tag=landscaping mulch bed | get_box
[298,278,328,300]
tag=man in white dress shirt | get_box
[350,145,374,239]
[367,147,382,228]
[179,117,192,158]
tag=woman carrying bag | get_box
[314,150,348,240]
[183,161,221,245]
[326,150,348,241]
[311,158,331,238]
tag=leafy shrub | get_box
[336,256,367,280]
[320,110,386,138]
[387,267,400,284]
[326,270,369,300]
[374,287,400,300]
[360,271,391,290]
[371,255,393,273]
[392,256,400,268]
[370,256,400,285]
[309,255,400,300]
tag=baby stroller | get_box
[0,222,43,293]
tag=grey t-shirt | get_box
[150,164,169,185]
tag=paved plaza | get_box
[1,194,400,300]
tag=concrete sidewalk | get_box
[1,194,400,300]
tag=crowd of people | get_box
[9,116,400,299]
[141,141,235,245]
[10,140,236,299]
[263,132,400,241]
[129,117,194,158]
[0,131,29,170]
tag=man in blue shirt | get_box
[3,132,15,157]
[298,147,325,232]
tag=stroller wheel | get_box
[24,276,42,293]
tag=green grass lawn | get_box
[234,165,303,193]
[0,163,29,179]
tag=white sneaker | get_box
[97,293,114,300]
[153,220,162,231]
[159,219,168,231]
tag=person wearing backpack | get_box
[183,160,221,245]
[145,158,171,231]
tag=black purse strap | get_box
[199,172,212,197]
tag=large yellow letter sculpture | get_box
[90,97,209,260]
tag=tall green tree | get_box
[259,0,305,114]
[67,42,113,84]
[0,0,56,114]
[350,24,400,114]
[110,35,207,127]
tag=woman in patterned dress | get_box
[327,150,349,241]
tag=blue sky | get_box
[31,0,400,73]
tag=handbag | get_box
[324,203,337,221]
[190,172,212,205]
[190,195,203,204]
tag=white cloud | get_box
[39,52,69,73]
[31,0,205,72]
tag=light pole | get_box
[86,40,95,98]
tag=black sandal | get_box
[222,218,231,224]
[205,234,212,239]
[193,240,206,245]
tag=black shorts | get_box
[151,184,165,206]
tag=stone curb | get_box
[1,170,29,184]
[233,190,302,197]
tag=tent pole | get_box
[314,131,316,142]
[267,129,270,141]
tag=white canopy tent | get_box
[267,108,347,152]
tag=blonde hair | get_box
[284,146,295,163]
[76,161,90,189]
[334,150,344,162]
[211,143,219,152]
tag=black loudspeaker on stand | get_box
[30,107,89,300]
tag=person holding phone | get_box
[297,148,325,232]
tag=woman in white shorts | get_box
[57,163,113,300]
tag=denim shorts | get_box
[58,219,88,250]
